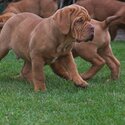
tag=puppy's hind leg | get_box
[99,45,120,80]
[0,27,11,60]
[0,40,9,60]
[20,61,33,83]
[80,54,105,80]
[50,59,71,80]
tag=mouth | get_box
[75,34,94,43]
[76,39,84,43]
[84,34,94,42]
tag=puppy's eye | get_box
[77,17,84,23]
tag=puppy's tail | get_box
[102,15,121,29]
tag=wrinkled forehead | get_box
[80,8,91,21]
[68,5,91,21]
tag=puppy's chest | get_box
[46,42,73,64]
[56,40,73,54]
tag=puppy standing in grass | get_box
[52,16,120,81]
[72,16,120,80]
[0,5,94,91]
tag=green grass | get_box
[0,41,125,125]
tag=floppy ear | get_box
[53,9,71,34]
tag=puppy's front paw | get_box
[34,82,46,92]
[75,81,88,88]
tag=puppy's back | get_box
[0,12,42,47]
[0,13,42,59]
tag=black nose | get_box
[89,34,94,41]
[90,26,94,32]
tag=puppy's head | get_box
[53,4,94,42]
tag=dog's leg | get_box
[0,39,9,61]
[0,26,11,60]
[20,61,33,82]
[0,48,9,60]
[64,52,88,87]
[109,25,118,41]
[80,54,105,80]
[99,45,120,80]
[73,44,105,80]
[31,56,46,91]
[51,59,71,80]
[53,52,88,88]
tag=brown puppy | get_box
[0,0,57,23]
[0,5,94,91]
[72,16,120,80]
[76,0,125,40]
[53,15,120,80]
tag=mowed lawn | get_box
[0,41,125,125]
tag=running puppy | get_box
[0,5,94,91]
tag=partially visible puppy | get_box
[0,0,57,25]
[72,16,120,80]
[76,0,125,40]
[0,5,94,91]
